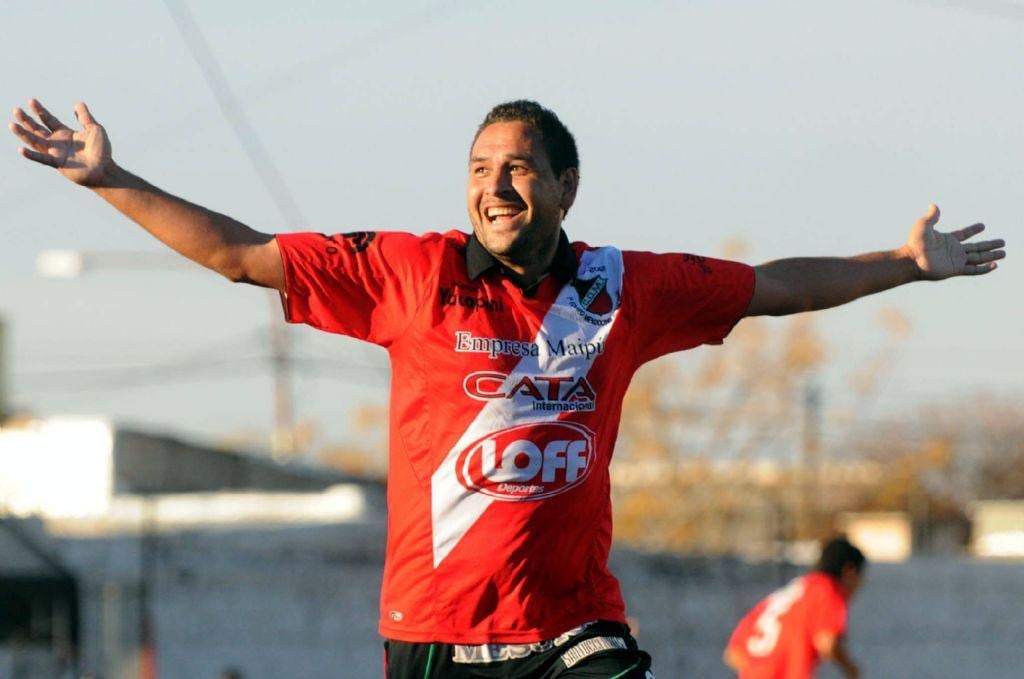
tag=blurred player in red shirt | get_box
[724,537,866,679]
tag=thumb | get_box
[921,203,940,229]
[909,203,940,240]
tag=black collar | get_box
[466,230,577,294]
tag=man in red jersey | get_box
[10,99,1003,678]
[724,538,866,679]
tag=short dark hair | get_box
[475,100,579,178]
[815,536,866,578]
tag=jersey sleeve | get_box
[808,578,848,640]
[622,250,755,364]
[276,230,437,346]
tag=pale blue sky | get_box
[2,0,1020,456]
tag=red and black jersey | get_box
[277,229,754,644]
[727,572,849,679]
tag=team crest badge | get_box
[571,275,613,315]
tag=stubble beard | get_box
[479,217,559,271]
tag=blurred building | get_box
[0,417,379,519]
[0,517,78,678]
[970,500,1024,558]
[836,511,912,562]
[0,417,386,679]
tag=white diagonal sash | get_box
[431,247,624,567]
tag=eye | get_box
[472,166,488,176]
[510,164,528,174]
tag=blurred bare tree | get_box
[611,234,916,556]
[839,396,1024,551]
[612,303,1022,557]
[612,313,834,556]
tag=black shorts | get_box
[384,620,653,678]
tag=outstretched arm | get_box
[745,205,1006,317]
[9,99,284,290]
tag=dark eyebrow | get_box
[469,153,536,164]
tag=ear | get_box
[559,167,579,215]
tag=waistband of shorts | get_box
[450,620,633,664]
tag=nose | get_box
[484,166,515,197]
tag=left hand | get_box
[902,204,1006,280]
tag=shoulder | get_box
[372,231,460,258]
[275,230,461,282]
[358,232,462,256]
[622,248,750,273]
[571,240,623,267]
[277,229,463,250]
[806,572,846,603]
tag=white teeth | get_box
[486,206,521,218]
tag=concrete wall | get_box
[58,522,384,679]
[0,645,61,678]
[41,526,1024,678]
[112,430,375,496]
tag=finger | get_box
[29,98,69,131]
[951,223,985,242]
[966,250,1006,265]
[18,145,60,168]
[13,107,48,136]
[963,262,998,275]
[8,121,52,152]
[74,101,97,126]
[964,238,1005,253]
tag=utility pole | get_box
[800,380,822,540]
[37,251,298,459]
[267,293,295,460]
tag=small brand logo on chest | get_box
[438,284,505,313]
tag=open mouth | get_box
[485,205,525,224]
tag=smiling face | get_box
[467,121,577,274]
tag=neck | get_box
[494,231,560,284]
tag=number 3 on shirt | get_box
[746,577,807,656]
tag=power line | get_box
[2,1,470,225]
[14,355,387,393]
[162,0,308,230]
[161,0,317,457]
[291,356,390,383]
[16,357,266,393]
[13,329,387,393]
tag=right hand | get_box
[900,203,1005,280]
[9,99,112,186]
